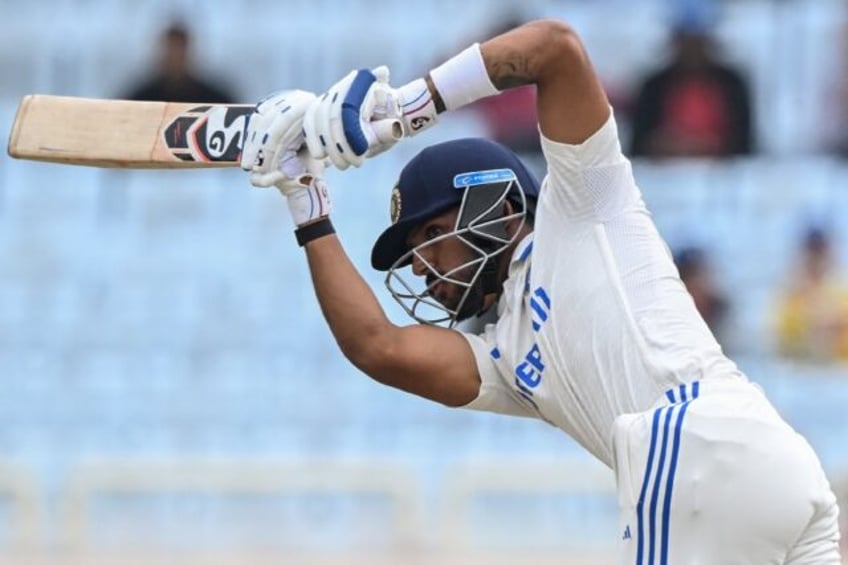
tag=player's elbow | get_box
[336,324,398,383]
[529,19,592,81]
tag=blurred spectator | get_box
[822,11,848,157]
[473,82,539,155]
[775,227,848,363]
[629,1,754,158]
[674,246,732,348]
[124,21,235,104]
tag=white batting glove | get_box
[302,66,427,170]
[275,151,332,227]
[241,89,317,188]
[241,90,331,226]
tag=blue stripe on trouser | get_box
[635,407,662,565]
[660,400,693,564]
[635,381,700,564]
[648,406,676,564]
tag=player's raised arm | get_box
[299,19,611,169]
[236,18,612,409]
[478,19,610,144]
[301,234,482,407]
[240,91,482,408]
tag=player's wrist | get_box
[294,216,335,247]
[280,177,332,229]
[429,43,499,111]
[396,78,438,136]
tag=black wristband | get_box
[295,218,335,247]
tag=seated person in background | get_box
[124,21,235,104]
[473,82,540,156]
[629,1,754,158]
[776,227,848,363]
[822,14,848,157]
[674,246,732,349]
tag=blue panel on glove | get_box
[341,69,377,156]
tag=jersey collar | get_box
[510,233,534,270]
[495,233,534,318]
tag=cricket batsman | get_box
[240,18,842,562]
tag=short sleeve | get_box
[538,110,641,222]
[458,328,539,419]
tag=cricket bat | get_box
[7,94,401,169]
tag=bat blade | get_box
[7,95,254,169]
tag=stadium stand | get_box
[0,0,847,562]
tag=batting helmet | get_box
[371,137,540,326]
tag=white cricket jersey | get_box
[460,112,745,467]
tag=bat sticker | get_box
[163,105,253,163]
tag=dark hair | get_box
[803,227,829,253]
[673,246,706,279]
[163,21,191,44]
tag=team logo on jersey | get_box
[390,186,402,224]
[513,285,552,409]
[164,105,253,163]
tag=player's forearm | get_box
[301,233,396,374]
[427,19,609,144]
[480,20,579,90]
[302,233,481,407]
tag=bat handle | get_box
[369,119,403,147]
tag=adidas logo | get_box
[622,525,632,540]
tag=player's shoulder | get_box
[539,110,625,172]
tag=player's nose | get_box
[411,246,440,277]
[411,253,427,277]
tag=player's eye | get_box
[425,225,443,240]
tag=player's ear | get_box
[501,199,522,235]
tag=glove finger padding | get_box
[322,83,352,170]
[248,115,302,187]
[241,89,317,187]
[304,68,405,170]
[303,71,357,169]
[302,99,326,161]
[335,69,378,166]
[240,109,275,172]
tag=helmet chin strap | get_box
[479,254,501,296]
[474,256,502,319]
[458,240,503,321]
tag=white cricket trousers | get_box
[612,378,842,564]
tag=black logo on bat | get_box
[164,105,253,163]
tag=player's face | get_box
[406,208,483,318]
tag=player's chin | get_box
[432,288,467,318]
[453,286,486,323]
[434,289,459,311]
